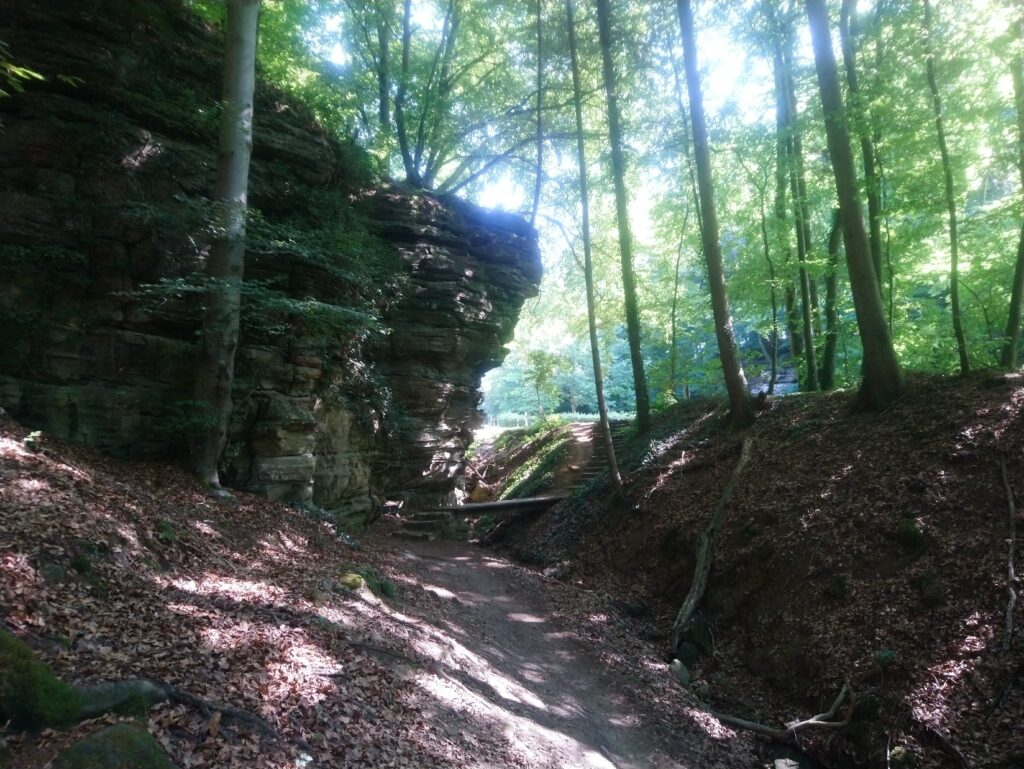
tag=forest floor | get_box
[0,411,756,769]
[490,371,1024,769]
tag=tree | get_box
[530,0,544,227]
[1002,21,1024,369]
[806,0,901,409]
[676,0,754,427]
[566,0,622,491]
[595,0,651,433]
[923,0,969,375]
[774,35,818,390]
[839,0,884,291]
[192,0,261,490]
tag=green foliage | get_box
[873,647,900,669]
[0,39,45,100]
[499,429,572,500]
[0,630,82,729]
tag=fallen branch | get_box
[671,437,753,652]
[1001,457,1017,652]
[347,641,418,665]
[712,680,853,741]
[75,679,278,739]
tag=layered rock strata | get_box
[0,0,541,525]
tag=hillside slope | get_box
[0,410,763,769]
[497,373,1024,769]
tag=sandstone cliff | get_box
[0,0,541,525]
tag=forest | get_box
[0,0,1022,768]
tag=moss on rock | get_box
[52,723,175,769]
[0,629,82,729]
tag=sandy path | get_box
[389,540,693,769]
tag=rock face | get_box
[0,0,540,525]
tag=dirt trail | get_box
[389,540,692,769]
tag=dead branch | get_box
[671,437,753,652]
[1001,457,1017,652]
[712,680,853,741]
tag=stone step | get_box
[391,529,437,542]
[401,519,450,532]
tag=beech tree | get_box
[192,0,261,489]
[677,0,754,427]
[923,0,969,375]
[1003,36,1024,369]
[806,0,901,410]
[566,0,621,490]
[595,0,651,432]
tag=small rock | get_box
[542,561,571,581]
[670,658,690,686]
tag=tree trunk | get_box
[820,209,842,390]
[376,5,391,135]
[567,0,622,490]
[394,0,421,185]
[530,0,544,227]
[1002,51,1024,369]
[677,0,754,427]
[775,42,818,391]
[839,0,883,290]
[595,0,651,432]
[192,0,261,489]
[923,0,969,375]
[758,191,780,395]
[806,0,901,409]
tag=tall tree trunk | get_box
[771,46,801,364]
[677,0,754,427]
[820,208,842,390]
[595,0,651,432]
[839,0,883,290]
[193,0,261,489]
[566,0,622,490]
[394,0,420,184]
[758,188,780,395]
[376,5,391,135]
[1002,48,1024,369]
[669,220,689,400]
[775,42,818,391]
[806,0,901,409]
[923,0,969,375]
[530,0,544,227]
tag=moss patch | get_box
[355,567,396,599]
[0,629,82,729]
[338,572,365,590]
[52,723,174,769]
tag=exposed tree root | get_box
[76,679,279,739]
[1001,457,1017,652]
[712,680,854,741]
[671,437,753,653]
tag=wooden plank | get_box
[435,494,569,515]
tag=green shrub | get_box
[0,630,81,729]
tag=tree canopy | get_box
[184,0,1023,422]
